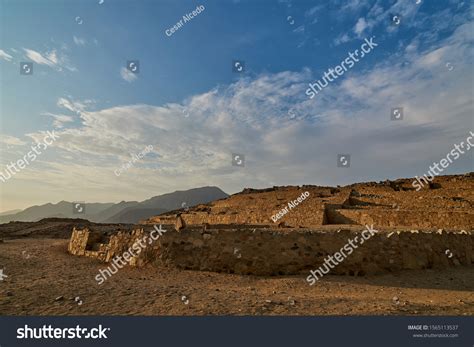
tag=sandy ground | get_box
[0,238,473,316]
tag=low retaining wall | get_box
[68,226,474,276]
[146,208,327,228]
[334,209,474,229]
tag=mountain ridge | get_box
[0,186,228,224]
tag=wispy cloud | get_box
[334,33,351,46]
[73,36,87,46]
[41,113,75,129]
[0,135,26,146]
[354,17,368,36]
[333,0,425,42]
[22,48,76,72]
[305,4,324,23]
[57,97,94,115]
[120,67,138,82]
[23,48,56,67]
[341,0,371,13]
[0,49,13,62]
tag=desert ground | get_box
[0,238,473,316]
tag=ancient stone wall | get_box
[156,228,473,276]
[331,209,473,229]
[68,226,474,277]
[68,227,167,266]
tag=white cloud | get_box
[305,4,324,17]
[41,113,75,129]
[361,0,422,36]
[46,51,58,64]
[334,33,351,46]
[22,48,76,72]
[293,25,304,34]
[341,0,370,12]
[0,135,26,146]
[120,67,138,82]
[336,0,425,40]
[73,36,87,46]
[354,18,368,36]
[56,97,95,116]
[23,48,56,67]
[0,49,13,62]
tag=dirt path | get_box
[0,238,473,315]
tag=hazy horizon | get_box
[2,170,474,214]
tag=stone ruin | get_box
[68,174,474,276]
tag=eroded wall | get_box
[68,226,474,276]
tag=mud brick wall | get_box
[333,210,473,229]
[156,228,474,276]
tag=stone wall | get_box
[331,209,474,229]
[156,209,327,228]
[68,226,474,276]
[68,226,171,267]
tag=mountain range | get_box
[0,186,228,224]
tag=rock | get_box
[350,189,361,197]
[54,296,64,302]
[429,182,442,189]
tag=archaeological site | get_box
[68,173,474,277]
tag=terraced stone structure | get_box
[68,174,474,276]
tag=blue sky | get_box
[0,0,473,211]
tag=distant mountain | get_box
[0,209,22,216]
[0,201,114,224]
[90,201,139,222]
[104,186,229,224]
[104,208,168,224]
[0,187,228,224]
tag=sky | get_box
[0,0,473,212]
